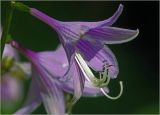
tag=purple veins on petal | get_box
[33,64,65,114]
[11,39,124,115]
[75,38,118,79]
[98,4,124,27]
[76,39,103,61]
[11,41,111,114]
[88,46,119,79]
[31,8,60,29]
[70,60,85,105]
[11,41,65,114]
[29,4,138,86]
[11,4,138,109]
[85,27,139,44]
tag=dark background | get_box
[1,1,159,114]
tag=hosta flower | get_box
[11,41,109,114]
[29,4,138,101]
[1,43,31,113]
[0,28,31,113]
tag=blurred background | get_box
[1,1,159,114]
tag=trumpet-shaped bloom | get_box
[29,4,138,101]
[11,41,109,114]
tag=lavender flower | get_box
[29,4,138,101]
[1,43,31,113]
[11,41,109,114]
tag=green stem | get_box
[1,1,15,58]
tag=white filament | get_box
[75,52,97,81]
[75,51,110,87]
[75,51,123,100]
[100,81,123,100]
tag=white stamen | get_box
[75,51,123,100]
[100,81,123,100]
[75,51,110,87]
[75,52,93,82]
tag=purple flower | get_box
[1,43,31,113]
[10,41,110,114]
[29,4,138,100]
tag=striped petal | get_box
[85,26,139,44]
[76,39,103,61]
[70,60,85,104]
[97,4,123,26]
[31,8,60,30]
[88,46,119,79]
[75,38,118,79]
[10,41,65,114]
[33,68,65,114]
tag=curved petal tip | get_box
[119,4,124,9]
[129,28,139,42]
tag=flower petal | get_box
[3,44,19,60]
[37,45,68,78]
[59,42,75,81]
[75,38,119,78]
[10,40,68,80]
[31,8,60,30]
[14,77,41,114]
[39,83,65,114]
[33,68,65,114]
[70,60,85,104]
[83,82,109,97]
[76,39,103,61]
[85,26,139,44]
[88,46,119,79]
[98,4,123,26]
[11,41,65,114]
[1,73,24,102]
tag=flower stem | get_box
[1,1,15,58]
[12,2,30,13]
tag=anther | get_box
[97,62,113,87]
